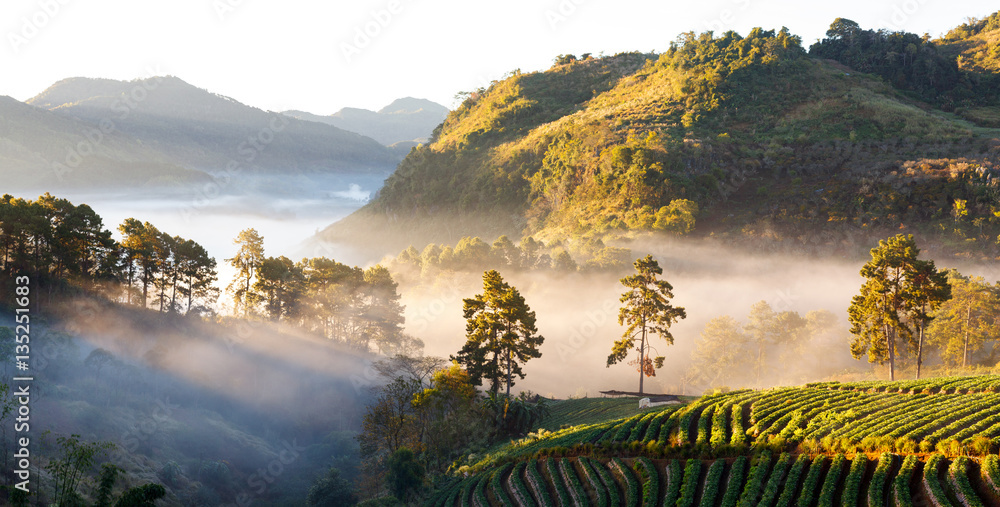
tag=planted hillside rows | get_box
[443,453,1000,507]
[699,459,725,507]
[892,455,919,507]
[525,459,555,507]
[775,454,811,507]
[757,452,793,506]
[866,452,895,507]
[677,459,702,507]
[721,456,749,507]
[948,456,985,507]
[558,458,587,507]
[633,457,659,507]
[543,458,572,507]
[507,462,534,507]
[609,457,641,507]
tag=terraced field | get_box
[428,375,1000,506]
[428,452,1000,506]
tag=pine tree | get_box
[453,270,543,396]
[226,228,264,316]
[848,234,948,380]
[608,255,686,394]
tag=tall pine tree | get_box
[453,270,543,396]
[608,255,686,394]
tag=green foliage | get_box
[699,459,726,507]
[45,434,116,506]
[454,270,544,396]
[758,452,793,506]
[111,484,166,507]
[949,456,985,507]
[927,270,1000,367]
[720,456,748,507]
[840,453,867,507]
[737,450,772,506]
[866,452,895,506]
[94,464,119,507]
[386,448,424,501]
[634,457,659,507]
[923,454,950,506]
[848,234,950,380]
[481,392,550,438]
[663,459,684,507]
[817,454,847,507]
[775,454,810,507]
[810,18,966,106]
[796,455,826,507]
[892,454,919,507]
[307,467,358,507]
[609,255,686,394]
[677,459,702,507]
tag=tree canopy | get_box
[453,270,544,396]
[848,234,949,380]
[608,255,686,394]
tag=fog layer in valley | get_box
[397,237,936,397]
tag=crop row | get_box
[431,453,1000,507]
[521,379,1000,457]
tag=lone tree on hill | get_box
[452,270,543,396]
[608,255,686,395]
[848,234,949,380]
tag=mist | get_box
[392,235,958,398]
[21,292,379,506]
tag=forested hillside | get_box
[324,15,1000,262]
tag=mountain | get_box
[27,76,402,176]
[322,20,1000,260]
[0,95,209,190]
[283,97,449,146]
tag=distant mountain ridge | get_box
[4,76,403,191]
[0,94,209,190]
[283,97,449,146]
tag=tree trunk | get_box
[916,320,924,380]
[887,325,895,381]
[187,274,193,315]
[638,327,646,395]
[964,303,971,369]
[506,348,512,398]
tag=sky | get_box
[1,0,996,114]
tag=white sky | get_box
[1,0,995,114]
